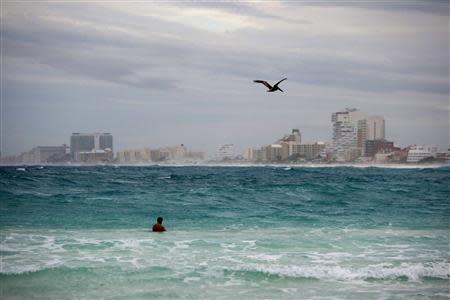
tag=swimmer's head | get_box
[157,217,163,224]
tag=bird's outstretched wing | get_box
[254,80,273,89]
[274,78,287,87]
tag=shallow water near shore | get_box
[1,166,449,299]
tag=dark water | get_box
[1,165,449,229]
[1,165,449,299]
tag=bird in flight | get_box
[253,78,287,92]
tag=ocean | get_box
[1,165,449,299]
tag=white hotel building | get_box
[406,145,438,163]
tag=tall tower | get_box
[99,133,113,151]
[358,116,385,155]
[70,133,95,160]
[331,109,367,162]
[367,116,385,140]
[290,129,301,143]
[332,109,386,161]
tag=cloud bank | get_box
[1,1,449,155]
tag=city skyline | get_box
[3,106,449,165]
[1,1,449,156]
[1,105,448,159]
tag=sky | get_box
[1,0,449,156]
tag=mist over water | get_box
[1,166,449,299]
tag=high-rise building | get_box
[367,116,385,140]
[280,129,301,143]
[331,109,365,161]
[332,109,385,161]
[358,116,385,154]
[70,133,94,159]
[278,129,302,158]
[70,133,113,161]
[99,134,113,151]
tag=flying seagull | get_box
[253,78,287,92]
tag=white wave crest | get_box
[232,261,449,282]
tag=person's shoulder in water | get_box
[152,216,166,232]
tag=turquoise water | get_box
[1,165,449,299]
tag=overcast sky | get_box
[1,0,449,156]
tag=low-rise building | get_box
[17,144,69,164]
[406,145,438,163]
[116,148,151,163]
[364,140,395,157]
[291,142,326,160]
[252,148,266,162]
[172,144,187,160]
[34,145,69,163]
[158,145,187,161]
[185,151,204,160]
[243,148,253,161]
[265,144,283,162]
[0,155,20,164]
[217,144,235,161]
[344,148,362,162]
[149,149,167,162]
[78,149,113,163]
[374,152,394,163]
[436,149,450,163]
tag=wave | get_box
[0,265,106,277]
[0,258,65,275]
[3,229,448,281]
[227,262,450,282]
[5,261,449,284]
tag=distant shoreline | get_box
[2,162,449,169]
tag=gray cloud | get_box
[287,0,450,16]
[3,1,447,94]
[177,1,311,24]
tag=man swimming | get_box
[152,216,166,232]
